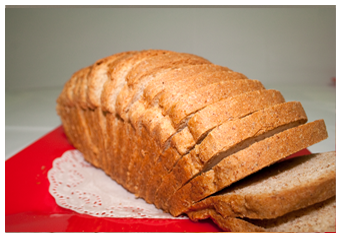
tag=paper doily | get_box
[48,150,187,219]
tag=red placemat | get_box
[5,126,311,232]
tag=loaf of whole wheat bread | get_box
[56,49,334,232]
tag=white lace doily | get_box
[48,150,187,219]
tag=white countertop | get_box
[5,84,336,161]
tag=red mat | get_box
[5,126,310,232]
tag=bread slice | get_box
[87,51,136,109]
[188,89,286,143]
[249,196,336,232]
[168,119,328,216]
[101,49,173,114]
[187,151,335,219]
[155,101,308,211]
[57,65,90,107]
[142,64,231,108]
[165,79,265,129]
[158,70,248,116]
[187,196,336,232]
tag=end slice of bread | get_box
[187,196,336,232]
[187,151,336,219]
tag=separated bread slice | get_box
[188,196,336,232]
[168,119,328,216]
[248,196,336,232]
[186,151,335,219]
[155,101,308,211]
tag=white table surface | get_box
[5,84,336,161]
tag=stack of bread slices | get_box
[56,50,335,232]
